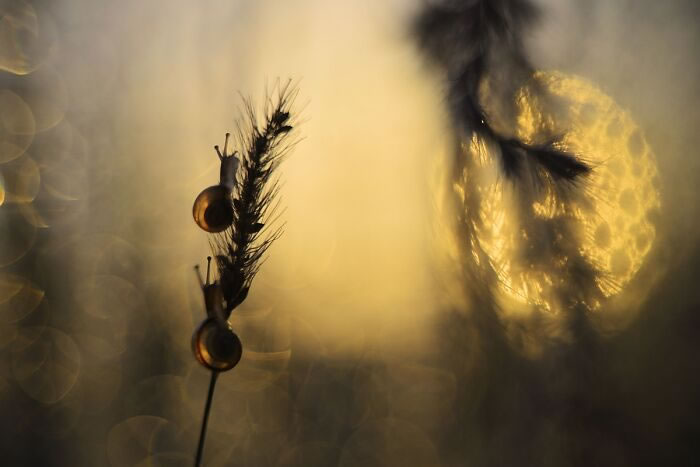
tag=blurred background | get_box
[0,0,698,465]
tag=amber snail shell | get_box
[192,135,240,233]
[192,317,243,372]
[192,185,234,233]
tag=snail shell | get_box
[192,317,243,372]
[192,139,240,233]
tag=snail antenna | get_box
[214,145,223,160]
[205,256,212,286]
[223,133,230,157]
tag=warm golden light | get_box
[0,1,40,75]
[0,273,44,323]
[0,89,35,163]
[1,154,40,204]
[464,71,660,316]
[1,1,697,465]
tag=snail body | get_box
[192,133,240,233]
[191,257,243,372]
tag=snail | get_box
[192,133,240,233]
[191,317,242,372]
[191,257,242,372]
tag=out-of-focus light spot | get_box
[107,416,183,467]
[30,120,87,170]
[42,158,88,201]
[524,72,660,297]
[11,327,81,404]
[0,205,37,266]
[1,154,40,203]
[17,202,50,228]
[0,1,56,75]
[74,274,145,320]
[0,298,50,354]
[0,89,35,163]
[73,274,146,356]
[71,333,122,361]
[464,72,660,317]
[124,375,192,426]
[0,1,39,75]
[0,273,44,323]
[9,66,67,132]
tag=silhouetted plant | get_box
[211,79,301,316]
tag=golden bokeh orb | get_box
[464,71,661,316]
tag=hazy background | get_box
[1,0,699,465]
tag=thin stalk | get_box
[194,371,219,467]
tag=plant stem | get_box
[194,370,219,467]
